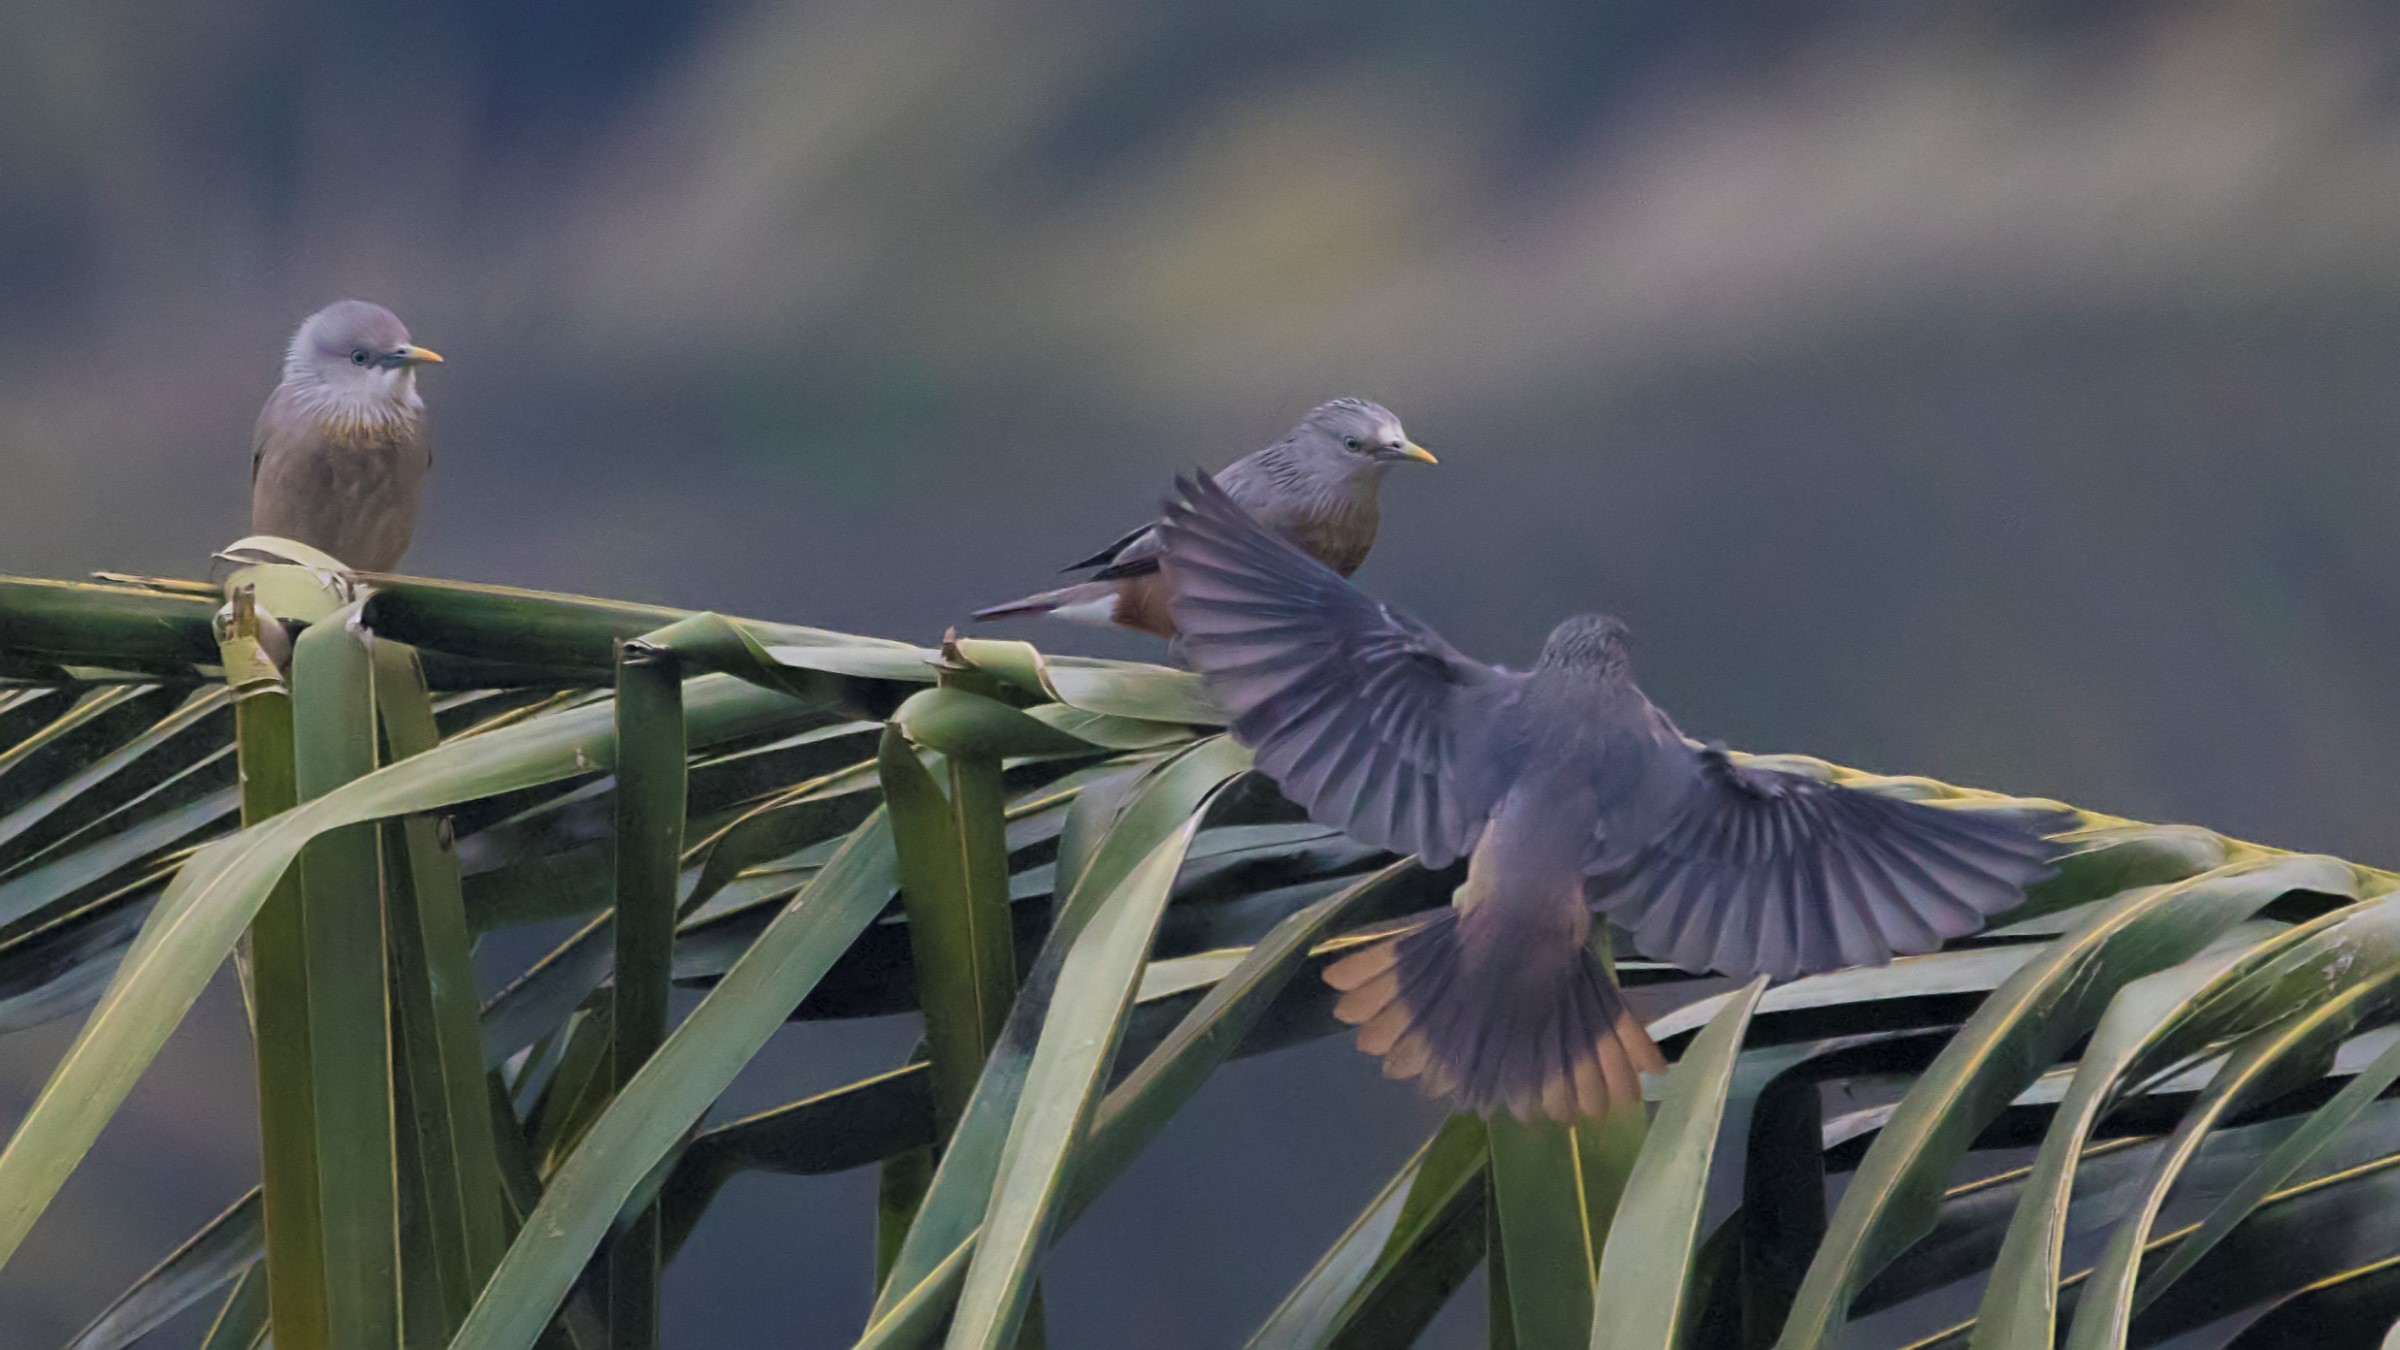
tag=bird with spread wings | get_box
[1157,470,2072,1122]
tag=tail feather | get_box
[973,575,1182,636]
[971,580,1118,625]
[1324,908,1665,1123]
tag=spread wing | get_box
[1158,471,1525,867]
[1587,741,2071,980]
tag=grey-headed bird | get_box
[249,300,443,572]
[1158,471,2069,1122]
[973,398,1434,637]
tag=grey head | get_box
[1274,398,1438,479]
[281,300,444,423]
[1537,614,1633,677]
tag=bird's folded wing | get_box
[251,385,299,484]
[1586,745,2070,980]
[1089,539,1164,581]
[1061,521,1160,575]
[1159,471,1522,867]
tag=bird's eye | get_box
[1343,436,1362,451]
[349,349,370,366]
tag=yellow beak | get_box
[396,344,444,365]
[1396,440,1437,465]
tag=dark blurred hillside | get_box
[7,1,2400,1343]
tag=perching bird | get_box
[973,398,1435,637]
[1157,472,2069,1123]
[249,300,443,572]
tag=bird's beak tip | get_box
[401,345,444,365]
[1400,441,1438,465]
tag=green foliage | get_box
[1590,977,1765,1350]
[5,566,2400,1350]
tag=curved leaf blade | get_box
[1968,924,2285,1349]
[0,674,821,1273]
[1590,976,1769,1350]
[1772,853,2361,1349]
[2139,1032,2400,1310]
[1247,1114,1489,1350]
[865,737,1250,1331]
[943,808,1214,1349]
[444,809,896,1350]
[2065,896,2400,1350]
[63,1190,260,1350]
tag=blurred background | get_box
[7,0,2400,1343]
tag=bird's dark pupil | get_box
[1345,437,1360,450]
[350,349,369,365]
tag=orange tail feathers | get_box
[1325,909,1665,1123]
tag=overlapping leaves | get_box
[5,572,2400,1350]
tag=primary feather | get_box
[1159,471,2070,1121]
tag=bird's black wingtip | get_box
[1160,468,1224,539]
[1164,466,1243,527]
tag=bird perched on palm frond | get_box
[249,300,444,572]
[1157,471,2072,1123]
[973,398,1435,638]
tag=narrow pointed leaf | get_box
[0,685,228,873]
[841,860,1415,1350]
[1590,976,1768,1350]
[63,1190,261,1350]
[377,639,514,1342]
[944,808,1214,1350]
[1247,1114,1489,1349]
[1070,859,1419,1218]
[219,592,333,1348]
[606,641,686,1350]
[445,809,898,1350]
[0,674,822,1273]
[1969,924,2285,1349]
[2138,1031,2400,1310]
[1490,1113,1627,1350]
[866,737,1249,1329]
[198,1262,270,1350]
[2066,895,2400,1350]
[289,603,400,1350]
[1773,853,2360,1349]
[881,725,1015,1133]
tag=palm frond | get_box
[4,567,2398,1350]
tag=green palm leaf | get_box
[15,568,2400,1350]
